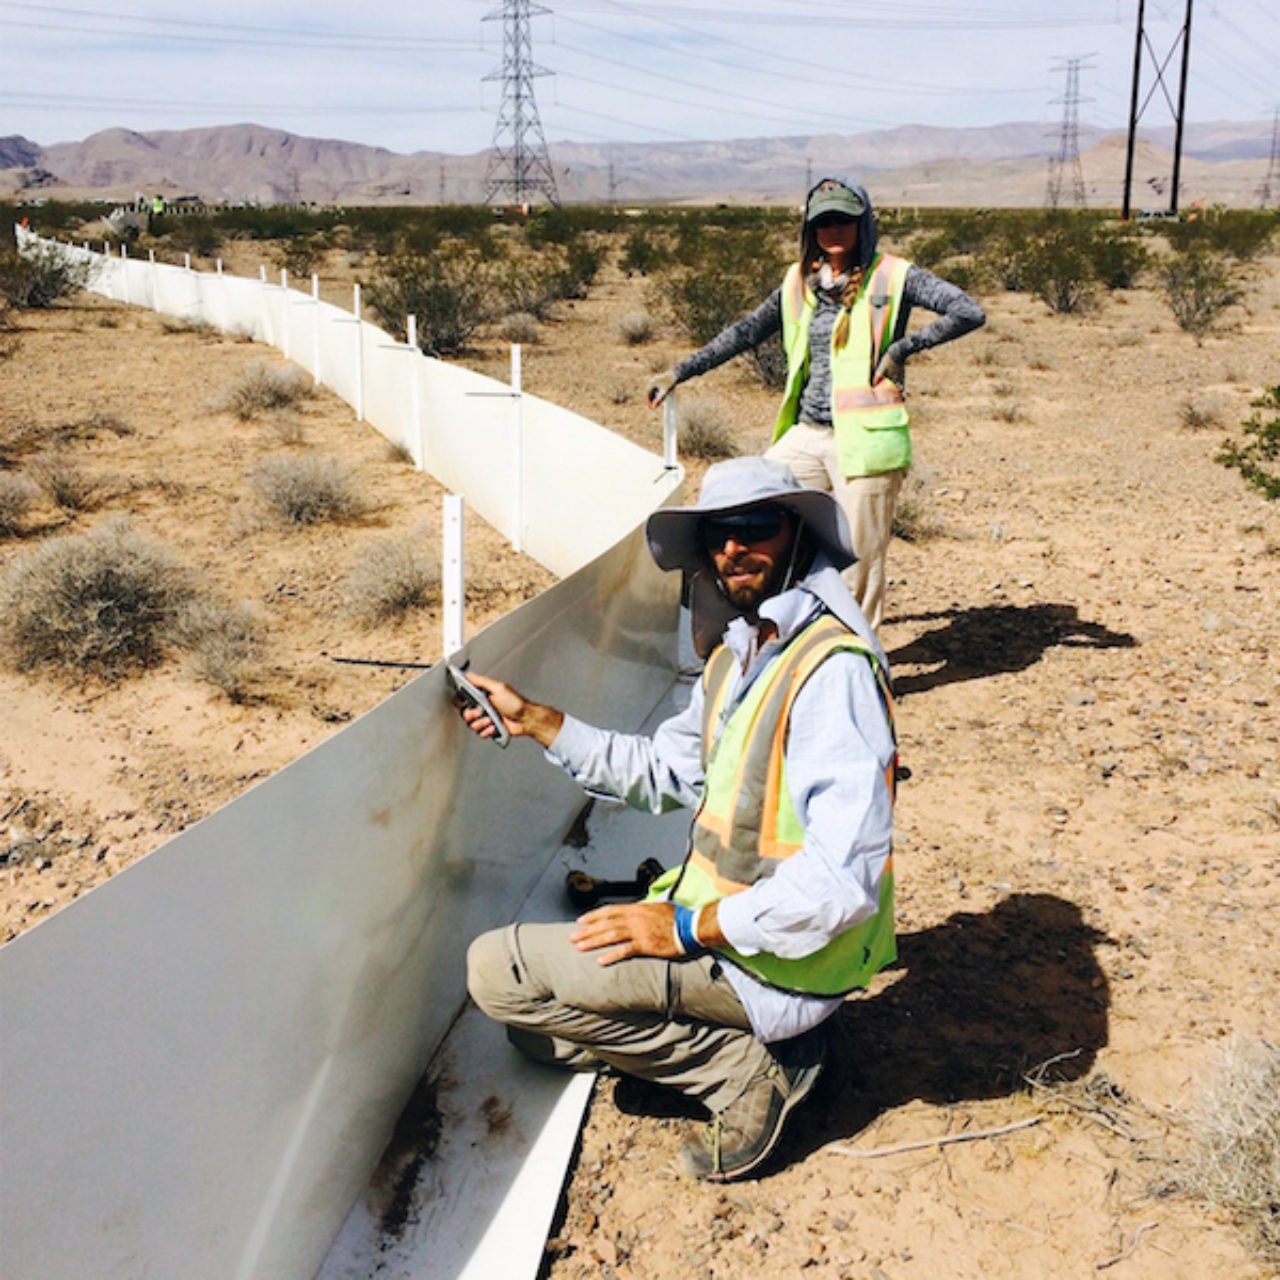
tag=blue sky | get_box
[2,1,1276,154]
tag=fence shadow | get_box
[886,603,1136,698]
[784,892,1112,1164]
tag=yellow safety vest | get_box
[648,614,897,995]
[773,254,912,478]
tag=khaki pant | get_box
[764,423,905,630]
[467,922,770,1112]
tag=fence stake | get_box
[148,248,158,311]
[121,243,130,307]
[663,389,679,469]
[443,495,465,658]
[217,259,229,334]
[259,264,273,346]
[311,273,322,386]
[354,284,365,422]
[407,315,422,468]
[280,269,290,360]
[511,344,523,554]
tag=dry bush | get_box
[0,517,193,678]
[385,439,415,465]
[344,536,441,626]
[160,315,220,340]
[500,311,540,344]
[249,454,369,526]
[29,453,102,511]
[269,414,308,447]
[0,472,38,536]
[220,362,314,420]
[991,400,1025,424]
[678,399,738,461]
[892,471,945,542]
[1179,390,1228,431]
[176,597,269,703]
[1175,1036,1280,1265]
[1161,250,1243,340]
[616,311,653,345]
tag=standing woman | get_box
[648,178,984,630]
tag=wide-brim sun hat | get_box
[803,179,866,225]
[646,457,857,574]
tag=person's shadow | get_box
[886,603,1136,697]
[785,893,1111,1162]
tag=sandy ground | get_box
[3,240,1279,1277]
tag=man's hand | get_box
[571,902,680,965]
[570,901,726,965]
[457,672,564,748]
[645,370,677,409]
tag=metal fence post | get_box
[443,495,465,658]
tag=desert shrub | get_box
[1174,1036,1280,1265]
[678,399,738,460]
[0,305,18,360]
[366,251,491,357]
[908,230,960,270]
[1217,385,1280,500]
[163,218,222,260]
[1179,390,1227,431]
[272,233,328,280]
[653,226,789,389]
[220,362,314,419]
[1165,209,1278,262]
[620,230,670,277]
[555,236,605,300]
[0,243,91,309]
[616,311,653,345]
[1092,224,1151,289]
[1161,250,1242,339]
[176,597,268,702]
[248,454,369,525]
[344,536,441,626]
[1019,214,1098,314]
[160,315,219,339]
[891,473,944,542]
[0,473,38,536]
[29,453,101,511]
[500,311,540,344]
[385,439,415,465]
[0,517,193,677]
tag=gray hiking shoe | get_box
[680,1053,825,1182]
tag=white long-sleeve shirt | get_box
[547,586,896,1043]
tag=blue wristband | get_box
[673,905,705,956]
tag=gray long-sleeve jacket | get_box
[673,265,985,427]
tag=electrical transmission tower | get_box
[1046,57,1093,208]
[1122,0,1195,219]
[1259,108,1280,209]
[483,0,560,208]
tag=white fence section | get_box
[2,229,686,1280]
[15,226,680,579]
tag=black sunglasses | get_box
[699,510,788,550]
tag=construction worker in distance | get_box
[648,177,985,631]
[461,456,897,1182]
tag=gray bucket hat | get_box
[646,456,856,573]
[646,458,857,655]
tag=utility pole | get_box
[482,0,560,208]
[1046,57,1092,208]
[1122,0,1195,218]
[1259,108,1280,209]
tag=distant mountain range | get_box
[1,119,1274,208]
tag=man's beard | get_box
[717,553,789,610]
